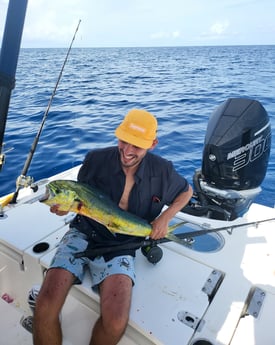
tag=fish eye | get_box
[54,187,61,194]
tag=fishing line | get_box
[11,19,81,204]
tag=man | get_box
[33,109,193,345]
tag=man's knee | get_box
[34,269,74,317]
[101,313,128,339]
[34,290,58,319]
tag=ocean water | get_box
[1,45,275,207]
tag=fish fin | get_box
[104,224,117,237]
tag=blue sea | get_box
[1,45,275,207]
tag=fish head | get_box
[39,180,79,212]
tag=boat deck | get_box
[1,167,275,344]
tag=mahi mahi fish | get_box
[40,179,186,244]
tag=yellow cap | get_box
[115,109,158,149]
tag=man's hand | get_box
[150,214,169,240]
[50,204,69,216]
[149,185,193,240]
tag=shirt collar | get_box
[135,155,146,183]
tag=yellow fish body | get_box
[40,179,185,243]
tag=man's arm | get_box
[150,185,193,240]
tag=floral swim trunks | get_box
[50,227,136,287]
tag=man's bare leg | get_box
[33,268,74,345]
[90,274,132,345]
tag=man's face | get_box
[118,140,148,169]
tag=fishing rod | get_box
[73,236,182,264]
[10,20,81,204]
[74,216,275,263]
[178,216,275,238]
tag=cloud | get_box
[210,20,230,35]
[1,0,274,47]
[22,0,83,46]
[172,31,180,38]
[150,30,181,40]
[198,19,231,43]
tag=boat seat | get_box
[39,241,216,345]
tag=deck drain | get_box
[177,310,201,329]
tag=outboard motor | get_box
[191,98,271,220]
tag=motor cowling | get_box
[188,98,271,220]
[202,98,271,190]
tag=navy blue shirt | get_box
[71,146,189,259]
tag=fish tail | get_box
[165,232,193,246]
[167,221,187,232]
[165,221,190,245]
[165,232,183,244]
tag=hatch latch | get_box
[202,270,224,301]
[245,287,266,318]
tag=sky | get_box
[0,0,275,48]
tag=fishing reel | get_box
[16,174,38,192]
[141,244,163,264]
